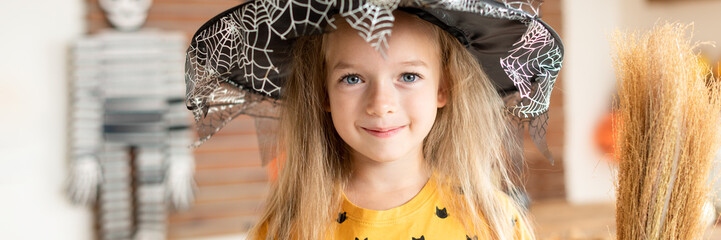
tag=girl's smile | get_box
[361,125,407,138]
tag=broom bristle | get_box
[613,23,721,240]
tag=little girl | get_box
[184,1,563,239]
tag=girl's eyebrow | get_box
[331,61,354,71]
[331,60,428,70]
[400,60,427,67]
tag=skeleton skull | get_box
[99,0,152,31]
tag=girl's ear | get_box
[437,77,448,108]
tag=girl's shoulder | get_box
[439,185,534,240]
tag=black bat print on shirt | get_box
[337,211,347,223]
[435,206,448,219]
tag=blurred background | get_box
[2,0,721,239]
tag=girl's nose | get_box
[366,80,397,117]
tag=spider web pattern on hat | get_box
[500,19,563,163]
[502,20,562,118]
[184,0,563,162]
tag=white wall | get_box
[563,0,721,204]
[622,0,721,60]
[0,0,91,239]
[562,0,622,204]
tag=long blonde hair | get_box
[249,13,533,240]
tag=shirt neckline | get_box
[340,176,437,225]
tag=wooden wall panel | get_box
[171,117,269,239]
[86,0,566,238]
[87,0,244,37]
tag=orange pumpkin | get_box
[595,111,619,163]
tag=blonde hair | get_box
[249,13,533,240]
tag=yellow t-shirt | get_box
[333,177,532,239]
[253,177,532,239]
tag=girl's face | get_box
[324,13,447,164]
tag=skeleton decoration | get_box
[99,0,153,31]
[67,1,195,239]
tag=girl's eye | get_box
[342,75,361,85]
[401,73,419,83]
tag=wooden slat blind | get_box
[85,0,566,238]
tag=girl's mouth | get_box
[362,126,406,138]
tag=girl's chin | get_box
[350,149,417,164]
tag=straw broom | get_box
[613,23,721,240]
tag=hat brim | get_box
[184,0,563,149]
